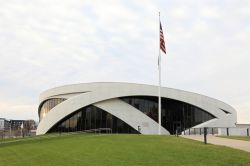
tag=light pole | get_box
[9,120,12,138]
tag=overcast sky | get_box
[0,0,249,123]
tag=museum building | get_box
[36,82,236,135]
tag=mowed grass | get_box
[218,136,250,141]
[0,134,250,166]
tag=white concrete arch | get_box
[36,82,237,135]
[94,99,169,135]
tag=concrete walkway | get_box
[181,135,250,152]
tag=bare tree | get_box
[23,120,36,136]
[0,131,4,140]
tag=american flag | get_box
[160,22,166,54]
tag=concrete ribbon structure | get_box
[37,82,237,135]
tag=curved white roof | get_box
[37,82,237,135]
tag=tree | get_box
[23,120,36,136]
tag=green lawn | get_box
[0,134,250,166]
[218,136,250,141]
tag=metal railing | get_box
[181,127,250,137]
[0,128,113,143]
[182,128,218,136]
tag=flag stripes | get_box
[160,22,166,54]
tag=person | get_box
[138,126,141,134]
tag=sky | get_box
[0,0,249,123]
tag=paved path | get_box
[181,135,250,152]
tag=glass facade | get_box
[39,98,66,121]
[121,96,215,134]
[49,105,138,134]
[42,96,215,134]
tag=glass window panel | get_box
[39,98,67,121]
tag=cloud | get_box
[170,6,190,20]
[0,100,37,120]
[200,6,222,19]
[0,0,249,123]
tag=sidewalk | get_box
[181,135,250,152]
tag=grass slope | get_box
[218,136,250,141]
[0,134,250,166]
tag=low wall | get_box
[218,128,250,136]
[182,128,218,135]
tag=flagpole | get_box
[158,12,162,135]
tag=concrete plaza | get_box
[182,135,250,152]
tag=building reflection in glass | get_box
[121,96,215,134]
[48,105,138,134]
[42,96,215,134]
[39,98,66,121]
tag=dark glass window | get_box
[47,96,215,135]
[39,98,67,121]
[121,96,215,134]
[49,105,138,134]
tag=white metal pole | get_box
[158,12,162,135]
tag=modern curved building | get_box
[36,82,237,135]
